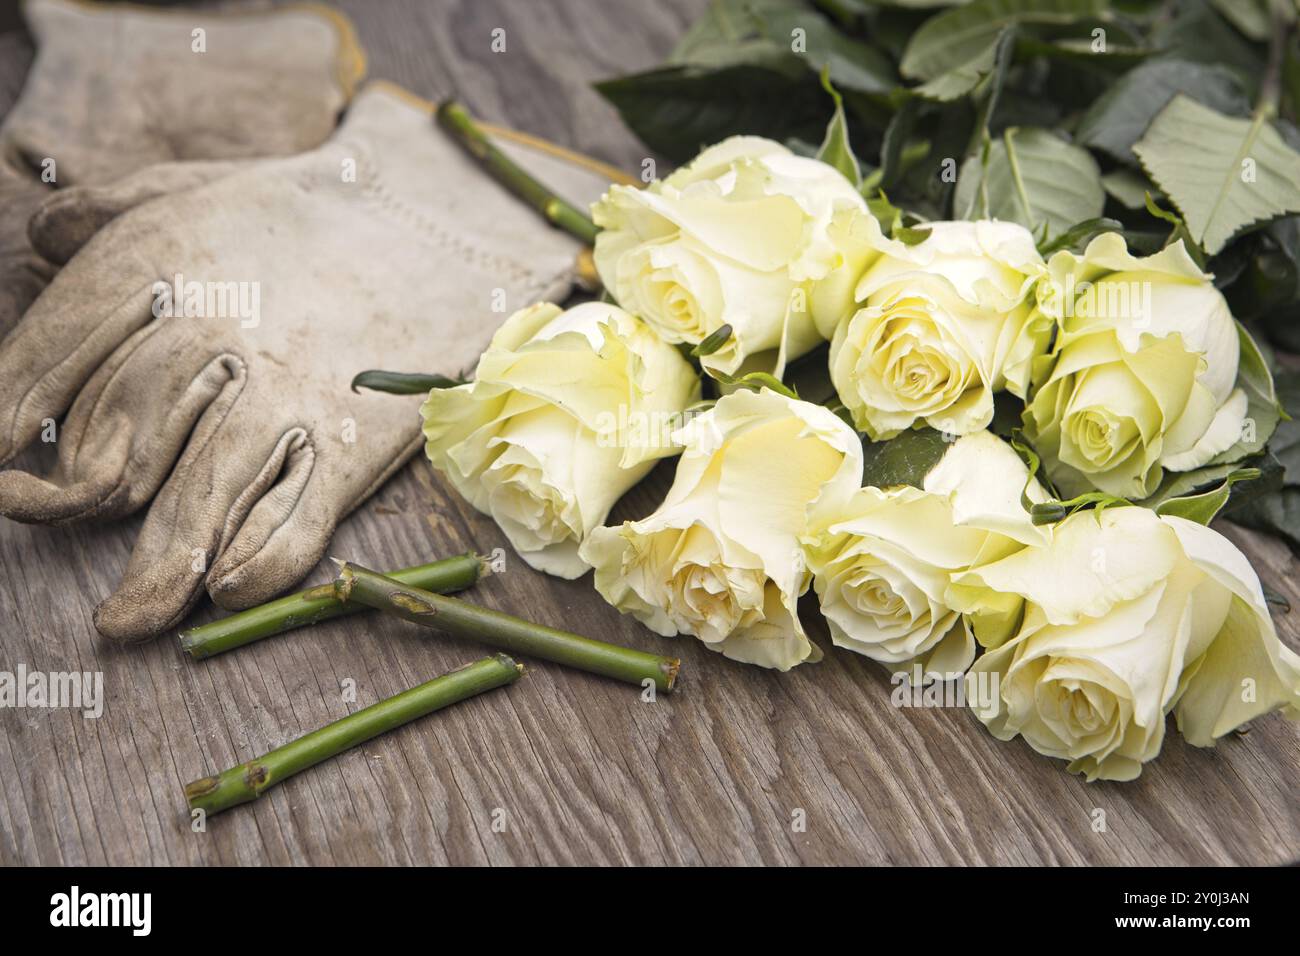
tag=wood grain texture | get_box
[1,0,1297,866]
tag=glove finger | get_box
[0,244,55,340]
[0,244,160,465]
[92,424,314,643]
[0,166,56,337]
[205,438,326,610]
[205,431,422,610]
[0,425,132,524]
[0,326,248,522]
[29,159,249,265]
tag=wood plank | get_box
[0,0,1297,866]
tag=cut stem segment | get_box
[333,561,680,693]
[184,653,522,817]
[180,554,487,659]
[436,99,600,245]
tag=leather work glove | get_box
[0,0,365,336]
[0,82,614,642]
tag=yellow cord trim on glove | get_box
[289,2,368,99]
[366,80,633,187]
[477,123,636,187]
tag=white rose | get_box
[956,506,1300,781]
[803,430,1048,677]
[592,135,866,376]
[421,301,700,578]
[1024,233,1247,498]
[579,387,863,670]
[812,214,1049,440]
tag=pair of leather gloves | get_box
[0,0,611,642]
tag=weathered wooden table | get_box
[1,0,1296,866]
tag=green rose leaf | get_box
[671,0,894,94]
[1076,59,1249,164]
[596,65,828,164]
[1151,1,1264,99]
[1155,467,1263,525]
[1101,168,1158,209]
[899,0,1108,82]
[1140,454,1278,512]
[691,323,735,357]
[1133,95,1300,255]
[954,126,1104,240]
[913,24,1014,102]
[1232,487,1300,556]
[351,370,464,395]
[1143,191,1207,268]
[1037,215,1124,256]
[1208,321,1283,466]
[860,427,953,490]
[1227,370,1300,555]
[1208,0,1272,42]
[816,70,862,187]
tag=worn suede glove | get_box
[0,82,613,642]
[0,0,365,335]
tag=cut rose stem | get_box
[184,653,523,817]
[435,99,600,246]
[179,553,488,660]
[333,560,680,694]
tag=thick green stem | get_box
[179,554,487,659]
[185,653,522,817]
[333,561,680,693]
[436,99,600,245]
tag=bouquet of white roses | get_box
[412,1,1300,782]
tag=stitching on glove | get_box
[341,141,544,291]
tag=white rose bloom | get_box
[580,388,863,670]
[804,431,1048,677]
[421,302,700,578]
[1025,233,1247,498]
[957,506,1300,781]
[592,135,866,377]
[811,213,1049,441]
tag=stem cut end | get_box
[333,562,355,602]
[178,628,206,660]
[662,658,681,694]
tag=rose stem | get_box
[435,99,600,245]
[333,560,680,694]
[179,553,488,660]
[184,653,523,817]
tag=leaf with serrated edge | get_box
[954,127,1103,240]
[1076,59,1249,164]
[1134,95,1300,255]
[900,0,1107,81]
